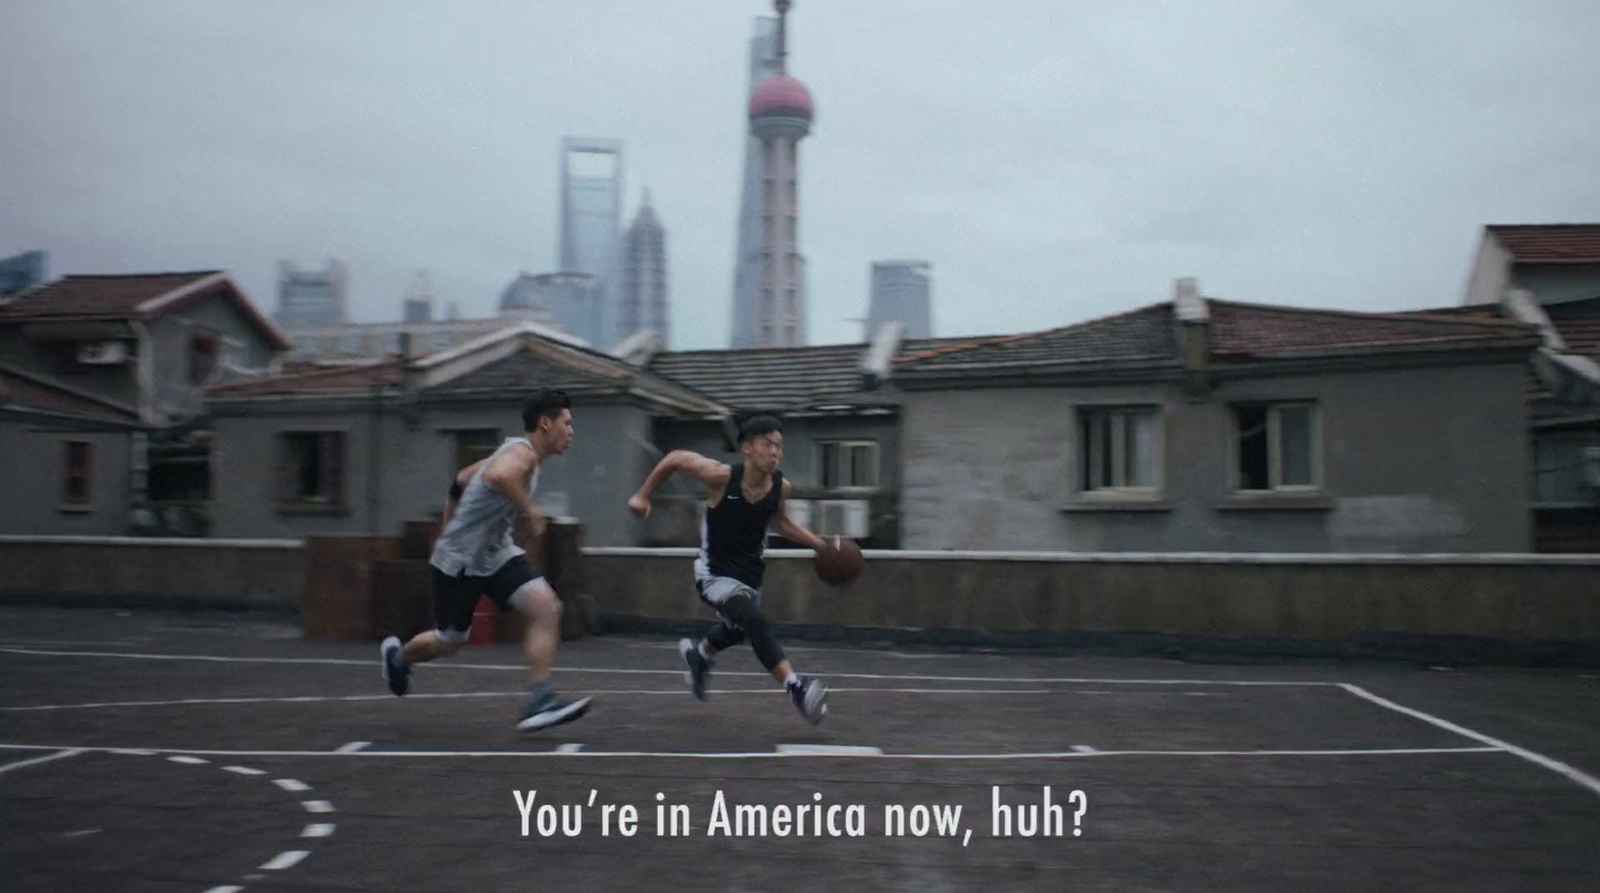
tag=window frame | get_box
[1231,401,1322,492]
[276,430,348,511]
[818,439,880,493]
[62,440,94,509]
[1077,405,1164,495]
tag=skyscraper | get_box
[618,192,670,347]
[499,272,601,346]
[867,261,933,338]
[559,136,624,348]
[275,260,348,328]
[401,271,435,324]
[728,15,781,348]
[731,1,813,348]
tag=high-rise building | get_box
[731,2,813,348]
[401,271,435,323]
[0,250,47,296]
[867,261,933,338]
[500,272,602,346]
[618,192,670,347]
[729,15,781,348]
[275,260,348,328]
[559,136,624,348]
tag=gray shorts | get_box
[696,575,761,608]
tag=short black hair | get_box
[739,415,783,443]
[522,389,571,431]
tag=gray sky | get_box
[3,0,1598,350]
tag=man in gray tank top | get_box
[380,389,591,733]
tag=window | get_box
[784,289,796,317]
[820,440,878,491]
[453,429,501,473]
[279,432,345,506]
[63,441,93,506]
[1234,402,1317,491]
[1533,432,1600,507]
[1079,407,1160,491]
[189,332,219,384]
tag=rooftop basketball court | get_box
[3,606,1598,891]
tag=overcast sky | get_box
[4,0,1598,350]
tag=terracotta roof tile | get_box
[0,272,220,319]
[1207,300,1535,360]
[1488,224,1600,263]
[207,360,404,398]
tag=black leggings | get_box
[706,593,786,672]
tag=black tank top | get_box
[700,463,784,589]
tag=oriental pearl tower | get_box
[745,0,813,348]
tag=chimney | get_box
[1172,277,1211,400]
[860,321,905,390]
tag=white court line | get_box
[0,646,1332,686]
[166,755,208,765]
[554,743,584,754]
[1339,683,1600,799]
[776,744,884,755]
[0,688,1109,712]
[302,823,336,838]
[223,765,267,776]
[1071,745,1098,753]
[302,800,335,813]
[0,747,84,775]
[274,778,311,792]
[0,741,1503,760]
[336,741,370,753]
[260,850,310,870]
[202,887,244,893]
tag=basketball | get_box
[814,535,864,585]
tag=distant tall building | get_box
[729,3,813,348]
[729,15,781,348]
[559,136,624,348]
[618,192,670,347]
[0,250,47,296]
[867,261,933,338]
[500,272,602,346]
[275,260,348,328]
[401,271,435,323]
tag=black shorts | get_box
[431,555,540,634]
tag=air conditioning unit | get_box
[77,340,129,365]
[817,499,870,538]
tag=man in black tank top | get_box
[628,416,832,724]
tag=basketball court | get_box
[3,605,1598,892]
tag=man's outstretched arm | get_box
[629,450,731,518]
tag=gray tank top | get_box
[430,437,541,577]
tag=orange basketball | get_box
[814,536,864,585]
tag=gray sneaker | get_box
[790,676,827,725]
[680,638,712,701]
[380,636,409,697]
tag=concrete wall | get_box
[1514,263,1600,306]
[0,424,131,535]
[583,548,1600,661]
[897,361,1531,553]
[148,294,280,421]
[208,399,656,547]
[0,536,303,611]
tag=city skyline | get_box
[4,1,1599,350]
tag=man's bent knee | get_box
[511,579,562,623]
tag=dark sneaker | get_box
[790,676,827,725]
[679,638,712,701]
[516,692,593,732]
[380,636,409,697]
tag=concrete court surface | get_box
[1,605,1598,892]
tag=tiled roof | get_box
[1547,296,1600,359]
[1206,300,1535,360]
[0,272,220,318]
[893,299,1538,378]
[0,271,291,351]
[207,360,405,398]
[648,337,972,411]
[895,304,1175,373]
[429,349,628,397]
[0,365,142,426]
[1488,224,1600,264]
